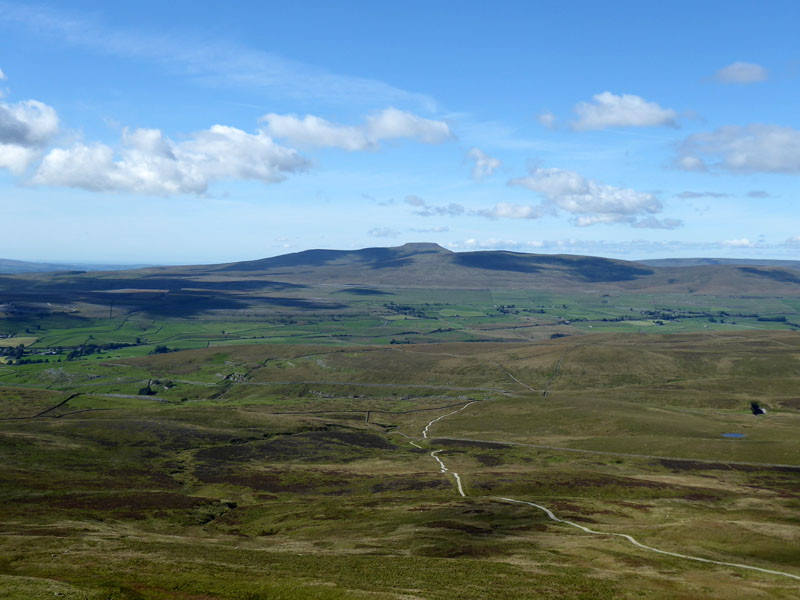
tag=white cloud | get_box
[420,203,465,217]
[0,99,60,173]
[467,147,500,181]
[722,238,756,248]
[510,167,659,216]
[365,108,452,144]
[676,124,800,174]
[713,61,768,84]
[571,92,678,131]
[537,111,557,129]
[747,190,770,198]
[451,238,533,251]
[261,108,452,150]
[34,124,308,195]
[260,113,369,150]
[630,216,683,230]
[368,227,401,238]
[404,195,465,217]
[0,144,39,173]
[508,167,677,228]
[675,155,706,172]
[0,67,6,80]
[445,237,790,257]
[476,202,542,220]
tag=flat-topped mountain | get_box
[215,242,453,272]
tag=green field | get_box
[1,287,798,368]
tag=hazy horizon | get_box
[3,240,800,270]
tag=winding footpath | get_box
[420,402,476,497]
[422,401,475,440]
[416,399,800,583]
[498,497,800,582]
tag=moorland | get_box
[0,243,798,599]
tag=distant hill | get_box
[640,257,800,269]
[0,258,153,275]
[2,244,800,320]
[176,242,663,289]
[159,243,799,295]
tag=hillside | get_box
[4,243,800,293]
[2,331,799,598]
[640,257,800,269]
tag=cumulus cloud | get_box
[713,62,768,84]
[34,125,308,195]
[476,202,542,220]
[508,167,678,228]
[0,67,6,80]
[0,99,60,173]
[537,111,557,129]
[467,147,500,181]
[510,167,658,216]
[260,113,368,150]
[676,124,800,173]
[366,107,452,144]
[571,92,678,131]
[404,195,464,217]
[262,108,452,151]
[368,227,401,238]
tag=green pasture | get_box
[2,288,799,368]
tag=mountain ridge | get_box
[2,243,799,297]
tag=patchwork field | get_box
[1,331,798,598]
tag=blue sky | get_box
[1,0,799,264]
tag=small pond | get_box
[722,433,745,439]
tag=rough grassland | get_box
[0,332,798,598]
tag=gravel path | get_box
[421,402,476,496]
[498,497,800,582]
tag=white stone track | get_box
[420,402,476,497]
[498,497,800,582]
[422,401,476,439]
